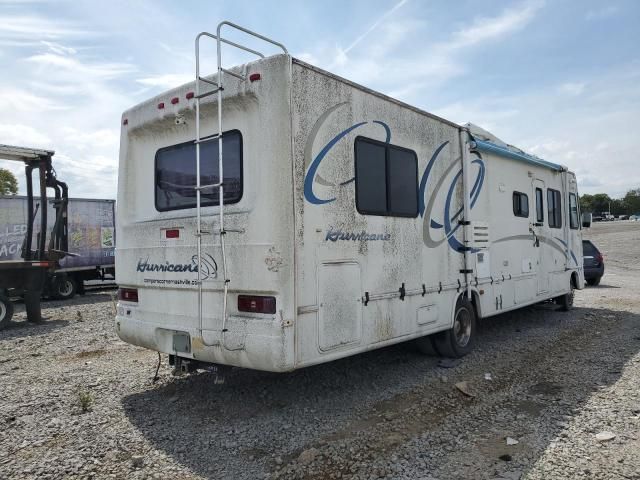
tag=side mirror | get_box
[582,212,592,228]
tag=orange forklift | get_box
[0,145,68,329]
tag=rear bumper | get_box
[584,264,604,280]
[115,304,294,372]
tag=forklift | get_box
[0,145,68,330]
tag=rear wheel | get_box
[432,297,476,358]
[0,294,14,330]
[52,276,77,300]
[556,283,575,311]
[587,277,601,286]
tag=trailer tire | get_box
[586,277,601,287]
[53,276,77,300]
[433,297,476,358]
[0,294,14,330]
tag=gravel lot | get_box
[1,221,639,480]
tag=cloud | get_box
[136,73,193,90]
[558,82,586,96]
[585,6,619,21]
[25,52,136,80]
[0,123,52,146]
[449,1,544,49]
[0,15,91,40]
[0,87,67,111]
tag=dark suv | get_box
[582,240,604,286]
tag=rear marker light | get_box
[165,229,180,239]
[238,295,276,314]
[122,118,128,125]
[186,91,194,99]
[118,288,139,303]
[249,73,261,82]
[158,102,165,109]
[171,97,179,105]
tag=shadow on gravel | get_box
[122,305,640,479]
[0,319,70,341]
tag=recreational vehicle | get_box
[116,23,585,372]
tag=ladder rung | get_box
[194,135,220,144]
[194,182,222,190]
[195,88,222,99]
[221,68,245,81]
[198,76,219,87]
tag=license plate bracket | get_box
[172,332,191,354]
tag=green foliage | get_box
[0,168,18,195]
[78,390,94,412]
[581,188,640,215]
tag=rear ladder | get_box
[193,21,287,348]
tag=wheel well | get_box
[570,271,578,288]
[457,291,482,319]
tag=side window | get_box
[569,193,578,229]
[535,188,544,223]
[355,137,418,217]
[547,188,562,228]
[512,191,529,218]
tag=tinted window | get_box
[535,188,544,223]
[569,193,579,229]
[547,188,562,228]
[582,240,598,256]
[355,140,387,215]
[155,130,242,212]
[355,137,418,217]
[513,191,529,218]
[388,148,419,216]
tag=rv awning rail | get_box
[470,139,566,172]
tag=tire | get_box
[556,283,575,311]
[415,335,440,356]
[0,294,14,330]
[432,297,477,358]
[53,276,77,300]
[587,277,601,287]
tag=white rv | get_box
[116,23,585,372]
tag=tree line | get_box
[580,189,640,216]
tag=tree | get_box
[624,188,640,215]
[0,168,18,195]
[580,193,594,213]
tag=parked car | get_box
[582,240,604,286]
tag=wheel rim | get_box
[453,307,472,347]
[0,303,6,321]
[58,280,73,296]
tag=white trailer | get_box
[116,23,585,372]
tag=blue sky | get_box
[0,0,638,198]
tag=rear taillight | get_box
[118,288,139,303]
[237,295,276,314]
[596,253,604,264]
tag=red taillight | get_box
[237,295,276,314]
[171,97,179,105]
[158,102,165,109]
[596,253,604,264]
[165,228,180,239]
[186,91,194,99]
[118,288,138,303]
[122,118,128,125]
[249,73,261,82]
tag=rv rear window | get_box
[512,191,529,218]
[547,188,562,228]
[354,137,418,217]
[155,130,242,212]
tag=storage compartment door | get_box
[318,261,362,351]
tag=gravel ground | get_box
[1,221,639,480]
